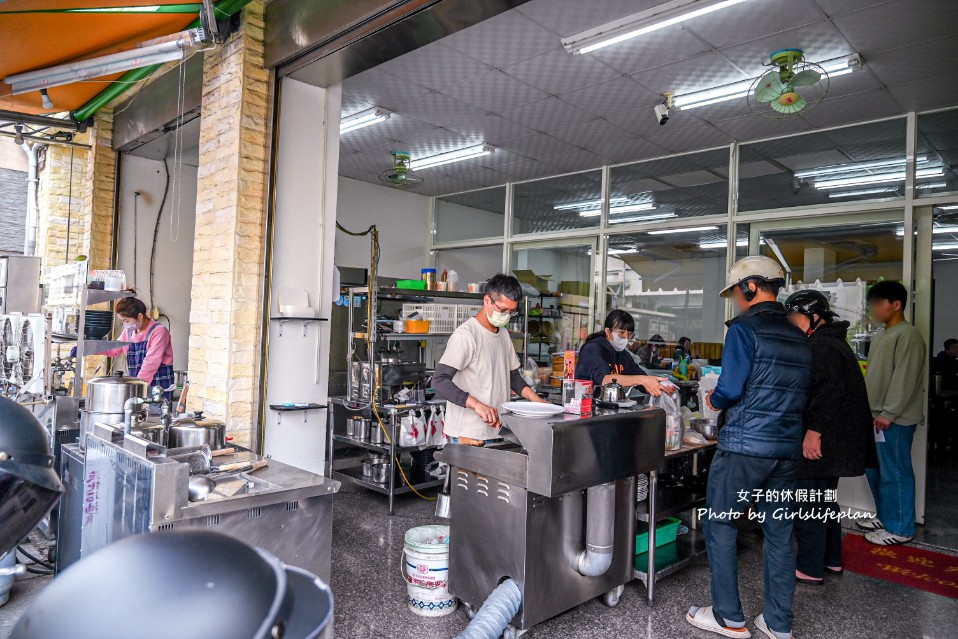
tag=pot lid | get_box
[89,371,148,386]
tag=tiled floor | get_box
[3,482,958,638]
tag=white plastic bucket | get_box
[403,525,457,617]
[1,551,16,607]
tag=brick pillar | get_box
[188,1,269,445]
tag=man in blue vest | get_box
[686,256,811,639]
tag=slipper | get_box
[825,566,843,575]
[754,613,793,639]
[686,606,752,638]
[795,575,823,586]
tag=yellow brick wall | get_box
[188,0,269,446]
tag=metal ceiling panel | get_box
[711,113,815,142]
[645,123,733,153]
[730,160,785,179]
[809,0,892,17]
[659,169,725,188]
[445,69,548,112]
[866,36,958,88]
[400,127,475,157]
[503,49,621,95]
[605,106,702,139]
[718,20,853,75]
[474,149,534,168]
[339,67,433,110]
[496,158,567,182]
[438,187,507,213]
[588,137,671,165]
[769,149,865,171]
[830,0,958,54]
[377,43,494,92]
[799,90,901,128]
[388,91,488,127]
[515,0,665,38]
[614,178,673,194]
[499,96,593,131]
[546,118,638,149]
[445,114,538,145]
[588,26,713,75]
[340,114,437,153]
[821,67,883,99]
[342,95,374,117]
[632,52,751,97]
[498,132,582,159]
[678,98,755,124]
[888,77,958,114]
[539,149,605,174]
[559,76,661,118]
[684,0,822,50]
[441,9,562,68]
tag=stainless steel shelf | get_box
[332,467,443,496]
[376,287,484,301]
[635,487,706,523]
[380,333,452,340]
[85,289,133,306]
[634,525,707,582]
[331,433,440,454]
[51,335,128,352]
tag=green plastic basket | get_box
[635,516,681,554]
[396,279,427,290]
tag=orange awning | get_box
[0,1,208,115]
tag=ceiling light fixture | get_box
[896,226,958,237]
[578,202,659,217]
[555,197,630,211]
[340,107,392,134]
[795,155,927,180]
[813,167,944,190]
[39,89,54,110]
[917,182,947,190]
[409,144,496,170]
[647,225,718,235]
[934,243,958,251]
[563,0,753,55]
[609,212,678,224]
[827,187,899,199]
[938,205,958,210]
[674,54,861,110]
[3,31,200,94]
[699,239,749,249]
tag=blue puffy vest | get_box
[719,303,811,460]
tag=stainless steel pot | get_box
[370,461,389,484]
[354,418,370,441]
[690,418,719,440]
[593,379,638,403]
[369,421,386,445]
[168,412,226,449]
[86,371,148,412]
[346,416,369,439]
[131,423,168,446]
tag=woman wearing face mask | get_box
[94,294,175,401]
[574,310,669,396]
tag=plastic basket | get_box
[456,304,481,327]
[401,304,457,333]
[634,516,681,554]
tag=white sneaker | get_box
[754,613,793,639]
[865,529,912,546]
[686,606,752,638]
[856,517,883,532]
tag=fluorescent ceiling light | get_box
[340,107,392,134]
[896,226,958,237]
[609,247,640,255]
[795,156,927,180]
[579,202,658,217]
[938,205,958,210]
[828,187,899,199]
[813,167,944,190]
[3,34,196,94]
[648,225,718,235]
[609,212,678,224]
[917,182,947,190]
[934,243,958,251]
[409,144,496,170]
[563,0,752,55]
[699,239,749,249]
[674,55,861,110]
[555,197,629,211]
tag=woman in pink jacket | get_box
[95,295,175,400]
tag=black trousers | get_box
[794,476,842,579]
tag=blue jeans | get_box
[703,451,799,634]
[865,423,917,537]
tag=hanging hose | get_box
[454,579,522,639]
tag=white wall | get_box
[335,176,429,278]
[115,154,197,369]
[933,260,958,355]
[262,78,340,474]
[435,245,504,285]
[435,200,505,242]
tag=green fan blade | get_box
[770,93,807,114]
[754,71,787,103]
[788,69,821,88]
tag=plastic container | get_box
[1,551,16,607]
[404,525,457,617]
[405,319,431,334]
[421,268,437,291]
[396,279,426,290]
[635,517,682,554]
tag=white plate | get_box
[617,400,637,408]
[501,401,564,418]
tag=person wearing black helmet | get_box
[784,290,877,586]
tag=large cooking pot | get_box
[81,371,149,448]
[130,423,169,446]
[168,412,226,449]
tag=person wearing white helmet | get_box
[686,255,811,639]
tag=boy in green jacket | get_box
[859,281,925,545]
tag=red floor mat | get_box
[843,533,958,599]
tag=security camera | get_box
[654,92,674,126]
[654,103,670,126]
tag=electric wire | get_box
[17,545,54,570]
[149,158,173,313]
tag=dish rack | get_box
[402,303,480,334]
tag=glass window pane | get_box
[512,170,602,234]
[434,187,505,243]
[434,245,503,286]
[917,108,958,197]
[759,220,903,346]
[607,226,730,364]
[511,243,595,364]
[609,149,729,225]
[739,118,907,211]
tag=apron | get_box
[128,323,175,402]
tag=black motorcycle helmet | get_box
[784,289,836,333]
[0,396,64,558]
[12,530,333,639]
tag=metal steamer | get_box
[436,409,666,632]
[79,371,148,448]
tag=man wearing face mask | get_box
[92,293,175,401]
[432,274,548,446]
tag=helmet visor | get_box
[0,468,61,557]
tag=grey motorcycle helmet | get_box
[12,530,333,639]
[0,396,64,558]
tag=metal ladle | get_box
[187,475,217,502]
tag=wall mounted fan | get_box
[379,151,424,189]
[748,49,829,119]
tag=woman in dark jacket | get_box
[574,309,668,396]
[785,290,878,585]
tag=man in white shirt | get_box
[432,274,548,445]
